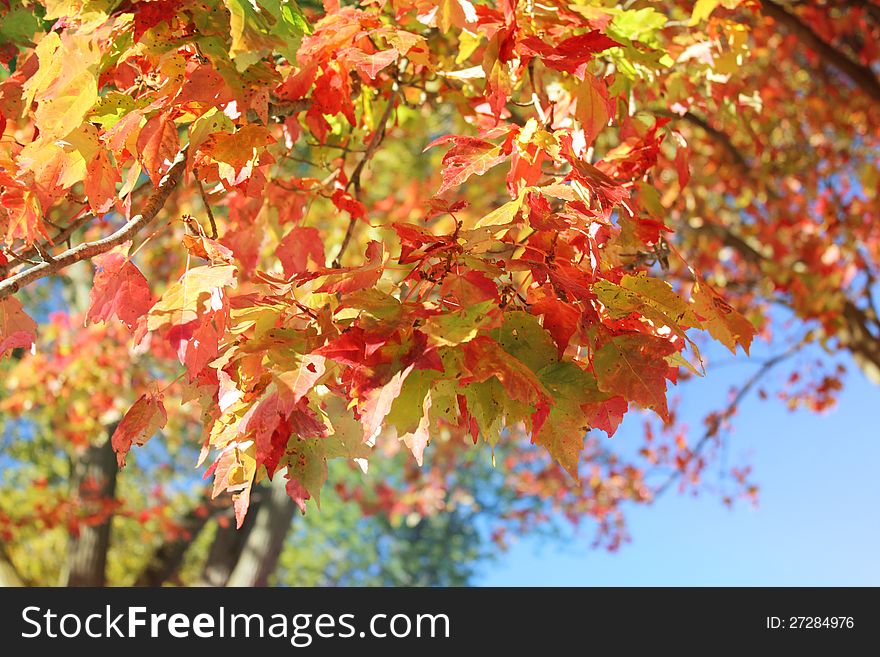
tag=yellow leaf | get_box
[689,0,719,25]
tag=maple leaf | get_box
[84,149,121,215]
[575,74,613,148]
[592,333,676,421]
[338,47,399,81]
[24,31,99,141]
[398,391,432,466]
[582,395,628,437]
[315,241,385,295]
[386,369,439,464]
[424,300,502,347]
[692,281,755,355]
[87,243,152,331]
[284,437,328,510]
[276,354,327,411]
[520,32,620,77]
[137,112,179,186]
[529,296,580,357]
[1,186,46,245]
[482,30,514,121]
[462,337,551,419]
[533,361,602,477]
[277,226,325,277]
[422,0,478,33]
[147,264,237,331]
[359,364,414,445]
[426,135,509,196]
[112,392,168,467]
[285,476,311,515]
[0,297,37,357]
[248,392,291,477]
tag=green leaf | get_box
[387,369,440,435]
[424,300,500,346]
[492,311,558,373]
[533,361,603,477]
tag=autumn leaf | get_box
[520,32,620,77]
[277,226,325,277]
[533,361,600,477]
[426,135,509,195]
[284,437,328,510]
[0,297,37,357]
[692,281,755,355]
[84,149,121,215]
[575,74,613,148]
[593,333,676,421]
[147,264,237,331]
[87,243,153,330]
[112,393,168,467]
[582,395,628,437]
[315,241,385,295]
[137,112,179,186]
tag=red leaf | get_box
[462,336,550,414]
[84,150,121,215]
[1,186,46,246]
[112,393,167,467]
[593,334,676,422]
[315,241,385,295]
[426,135,508,195]
[278,226,325,277]
[582,395,628,437]
[530,296,580,357]
[136,112,179,186]
[338,47,399,81]
[0,297,37,357]
[248,393,289,477]
[520,32,620,77]
[132,0,178,42]
[87,243,152,330]
[285,475,311,515]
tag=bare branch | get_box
[0,148,188,301]
[763,1,880,102]
[331,89,398,268]
[653,342,803,497]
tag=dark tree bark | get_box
[196,493,265,587]
[61,436,118,587]
[226,477,298,587]
[133,488,226,587]
[763,1,880,102]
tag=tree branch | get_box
[655,109,751,174]
[654,342,803,497]
[133,487,227,587]
[331,89,398,268]
[0,148,188,301]
[763,0,880,102]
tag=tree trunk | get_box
[133,488,224,586]
[61,436,118,587]
[0,545,24,587]
[226,477,298,587]
[196,493,265,587]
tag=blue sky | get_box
[478,337,880,586]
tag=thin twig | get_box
[331,88,398,268]
[653,342,803,497]
[195,177,218,239]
